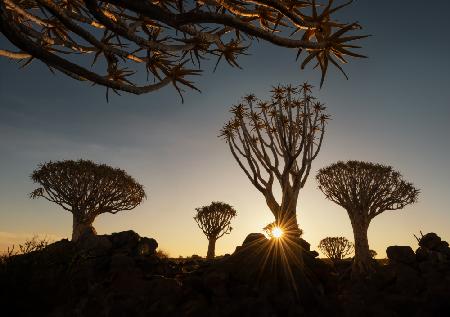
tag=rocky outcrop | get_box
[1,231,449,317]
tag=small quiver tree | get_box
[30,159,146,241]
[220,83,330,239]
[318,237,353,261]
[194,201,237,259]
[316,161,419,276]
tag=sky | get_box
[1,1,449,258]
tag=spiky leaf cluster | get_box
[316,160,419,219]
[30,159,146,222]
[318,236,353,260]
[0,0,367,99]
[194,201,237,240]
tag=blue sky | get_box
[1,1,449,257]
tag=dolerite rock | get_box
[110,230,141,251]
[77,234,112,256]
[386,246,416,264]
[298,238,311,251]
[137,237,158,256]
[419,232,441,250]
[242,233,267,246]
[110,254,135,273]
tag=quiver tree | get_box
[194,201,236,259]
[316,160,419,276]
[220,83,329,239]
[30,159,146,241]
[318,236,353,261]
[0,0,367,98]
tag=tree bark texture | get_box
[207,237,217,259]
[72,213,96,241]
[350,215,373,276]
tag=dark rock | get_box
[110,230,140,251]
[77,234,112,256]
[416,247,429,261]
[392,263,423,295]
[242,233,267,246]
[203,271,228,297]
[419,232,441,250]
[136,237,158,256]
[298,238,311,251]
[309,250,319,258]
[110,254,135,272]
[386,246,416,264]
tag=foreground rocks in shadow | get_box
[1,231,449,316]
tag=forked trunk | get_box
[72,213,96,241]
[207,237,217,259]
[351,216,374,277]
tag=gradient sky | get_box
[1,1,449,258]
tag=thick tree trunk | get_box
[207,237,217,259]
[72,214,96,241]
[351,216,373,277]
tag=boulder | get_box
[136,237,158,256]
[110,254,135,273]
[419,232,441,250]
[77,234,112,256]
[386,246,416,264]
[242,233,267,246]
[297,238,311,251]
[110,230,140,251]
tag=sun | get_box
[271,226,283,238]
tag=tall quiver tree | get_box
[316,161,419,276]
[30,159,146,241]
[194,202,237,259]
[220,83,329,238]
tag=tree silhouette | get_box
[316,160,419,276]
[0,0,367,98]
[220,83,329,238]
[318,236,353,261]
[30,159,146,241]
[194,201,236,259]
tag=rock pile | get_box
[1,231,449,316]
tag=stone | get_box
[242,233,267,246]
[416,247,429,261]
[110,254,135,272]
[77,234,112,256]
[386,246,416,264]
[419,232,441,250]
[136,237,158,256]
[203,271,228,297]
[110,230,140,251]
[298,238,311,251]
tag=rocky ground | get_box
[0,231,449,317]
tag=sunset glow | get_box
[272,227,283,239]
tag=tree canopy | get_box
[316,161,419,219]
[0,0,367,99]
[30,159,146,240]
